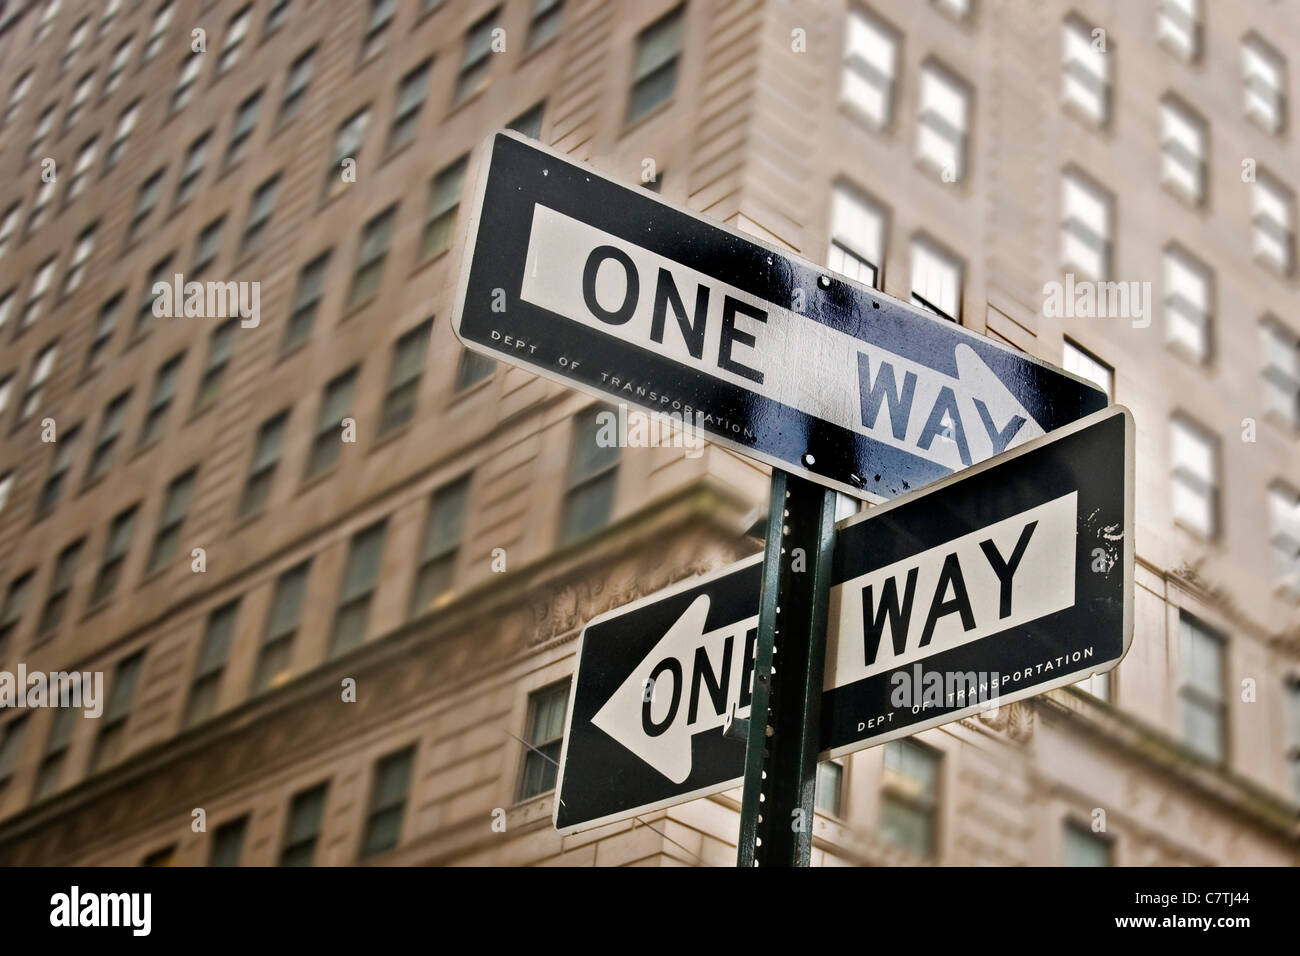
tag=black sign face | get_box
[554,407,1133,833]
[452,131,1108,502]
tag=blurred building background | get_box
[0,0,1296,866]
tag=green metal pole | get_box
[736,469,838,867]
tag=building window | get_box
[378,320,432,435]
[102,36,133,97]
[239,410,289,518]
[283,250,331,352]
[1160,96,1206,204]
[33,1,59,43]
[1157,0,1200,62]
[60,17,89,75]
[26,179,55,237]
[527,0,563,52]
[627,5,684,124]
[1179,614,1224,763]
[1243,35,1286,134]
[360,0,396,60]
[507,102,545,139]
[560,406,621,544]
[128,170,165,241]
[1061,15,1108,124]
[305,368,357,479]
[62,224,96,296]
[225,91,265,172]
[330,520,387,657]
[33,704,79,800]
[264,0,290,36]
[0,203,18,259]
[192,215,225,278]
[324,108,369,201]
[63,72,94,131]
[18,342,58,424]
[175,133,210,208]
[916,62,970,180]
[518,684,568,799]
[815,760,844,816]
[87,390,130,482]
[28,104,56,163]
[89,504,137,606]
[1164,245,1213,363]
[240,174,280,256]
[387,61,431,154]
[133,254,173,338]
[410,477,468,617]
[36,423,80,517]
[184,600,239,727]
[253,561,310,692]
[193,319,238,414]
[277,47,315,126]
[3,70,32,126]
[146,468,197,574]
[0,473,10,513]
[1062,339,1113,399]
[85,293,123,372]
[828,182,884,288]
[347,205,396,308]
[1267,483,1300,599]
[455,8,500,104]
[1252,171,1294,275]
[172,52,203,113]
[1061,168,1112,280]
[90,651,144,772]
[143,3,174,63]
[1064,820,1111,866]
[0,572,33,659]
[98,0,122,38]
[280,783,329,866]
[1261,317,1299,429]
[64,139,98,206]
[1170,414,1218,539]
[209,816,249,867]
[138,351,185,448]
[880,739,940,858]
[420,156,467,262]
[103,101,140,172]
[20,258,56,330]
[0,291,11,336]
[454,348,495,391]
[0,715,29,797]
[1073,671,1110,702]
[910,236,962,322]
[36,539,83,639]
[360,747,414,859]
[217,6,251,75]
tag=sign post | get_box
[736,471,837,867]
[550,407,1133,839]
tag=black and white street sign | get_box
[451,131,1108,501]
[554,406,1133,833]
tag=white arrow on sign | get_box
[520,204,1045,471]
[590,594,757,785]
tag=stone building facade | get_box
[0,0,1295,865]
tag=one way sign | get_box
[553,406,1133,833]
[452,131,1108,501]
